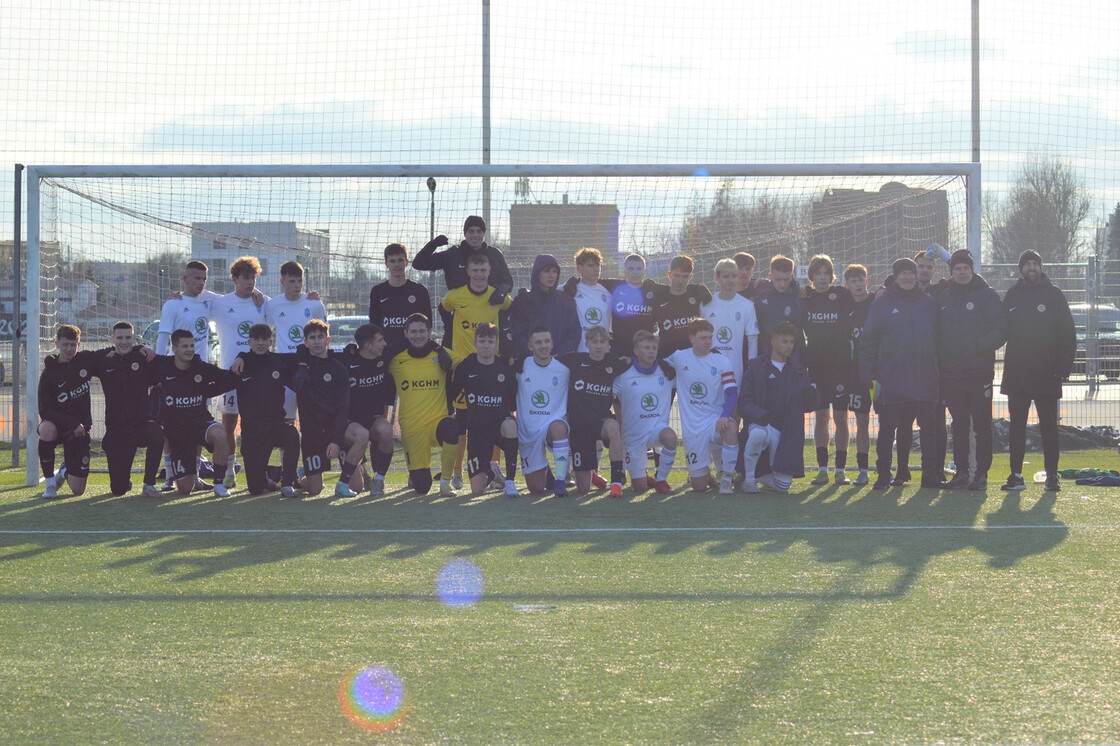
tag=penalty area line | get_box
[0,524,1099,536]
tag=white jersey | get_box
[613,364,675,439]
[158,290,219,362]
[571,282,612,352]
[665,348,736,434]
[264,293,328,353]
[516,357,569,441]
[701,293,759,385]
[212,292,270,368]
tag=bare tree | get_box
[679,180,807,264]
[986,157,1091,264]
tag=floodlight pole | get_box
[427,177,436,241]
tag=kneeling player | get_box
[663,318,740,493]
[516,327,571,497]
[738,322,819,493]
[559,325,630,497]
[152,330,239,496]
[290,319,356,497]
[230,324,302,496]
[37,324,96,498]
[388,313,463,496]
[338,323,396,495]
[613,330,678,493]
[450,323,519,497]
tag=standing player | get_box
[651,255,713,359]
[157,260,217,359]
[801,255,855,485]
[702,258,759,386]
[559,326,631,497]
[229,324,302,497]
[212,256,270,489]
[93,322,164,497]
[337,324,396,496]
[565,248,614,352]
[388,313,464,497]
[843,264,875,486]
[613,330,678,493]
[605,254,661,355]
[753,255,806,360]
[664,318,740,494]
[265,260,327,420]
[732,252,761,300]
[150,330,239,496]
[449,323,520,497]
[369,242,432,348]
[510,254,582,358]
[515,327,572,497]
[290,320,357,497]
[37,325,96,498]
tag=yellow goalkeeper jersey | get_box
[440,284,512,354]
[389,342,464,428]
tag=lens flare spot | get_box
[338,666,407,732]
[692,168,710,177]
[436,558,484,607]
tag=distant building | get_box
[190,221,330,294]
[809,183,949,276]
[509,202,620,287]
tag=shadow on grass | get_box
[0,473,1069,593]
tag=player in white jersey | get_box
[515,326,572,497]
[612,330,678,493]
[212,256,270,488]
[568,248,613,352]
[664,318,740,493]
[264,260,328,419]
[157,260,219,362]
[701,258,759,385]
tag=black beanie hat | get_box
[463,215,487,233]
[949,249,974,269]
[1018,250,1042,270]
[892,257,918,278]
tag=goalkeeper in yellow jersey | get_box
[387,313,465,496]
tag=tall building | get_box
[190,221,330,294]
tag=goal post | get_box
[22,162,980,486]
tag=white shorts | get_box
[683,425,723,477]
[518,419,564,475]
[623,426,667,479]
[218,390,239,415]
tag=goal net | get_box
[25,164,975,482]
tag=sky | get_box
[2,0,1118,259]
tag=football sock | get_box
[501,436,519,481]
[212,462,228,483]
[721,443,738,477]
[816,446,828,468]
[552,439,570,483]
[835,450,847,470]
[38,440,56,479]
[857,451,869,470]
[656,448,676,482]
[610,460,625,486]
[339,461,357,484]
[440,441,457,478]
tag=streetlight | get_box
[426,177,436,241]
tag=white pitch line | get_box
[0,524,1103,535]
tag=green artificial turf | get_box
[1,447,1119,743]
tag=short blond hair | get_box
[715,258,738,277]
[584,325,609,343]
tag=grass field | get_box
[2,447,1120,744]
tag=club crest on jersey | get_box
[689,382,707,398]
[272,370,280,379]
[194,374,203,383]
[195,318,208,334]
[497,373,505,382]
[408,295,416,304]
[552,376,559,386]
[689,297,697,305]
[646,291,654,299]
[131,362,140,371]
[966,302,975,310]
[657,376,665,385]
[735,311,741,321]
[78,369,87,378]
[238,321,251,338]
[1038,304,1046,312]
[641,394,658,411]
[783,307,791,316]
[709,366,717,377]
[323,373,332,382]
[829,292,836,301]
[605,366,613,374]
[532,390,549,407]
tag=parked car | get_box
[1070,303,1120,379]
[328,315,370,353]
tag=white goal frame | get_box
[22,162,980,485]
